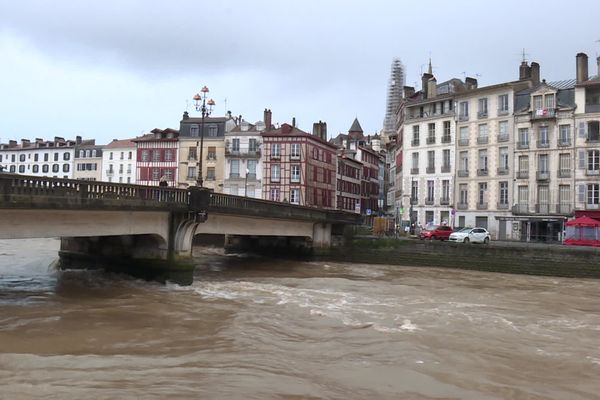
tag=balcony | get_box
[497,202,509,210]
[458,114,469,122]
[535,204,550,214]
[457,202,468,210]
[441,165,451,173]
[497,108,510,116]
[585,104,600,113]
[556,204,573,214]
[557,169,571,178]
[586,169,600,176]
[229,173,240,179]
[290,153,300,160]
[497,167,509,175]
[410,198,418,205]
[517,141,529,149]
[477,111,488,119]
[188,155,197,161]
[497,134,509,143]
[226,147,261,157]
[512,204,529,214]
[206,175,215,181]
[477,136,489,145]
[517,170,529,179]
[536,171,550,181]
[557,139,571,147]
[426,136,436,144]
[426,166,435,174]
[585,203,600,210]
[106,170,114,176]
[531,108,556,120]
[425,199,434,205]
[411,168,419,174]
[458,170,469,177]
[476,202,488,210]
[411,139,420,146]
[477,168,489,176]
[536,140,550,149]
[247,173,257,180]
[458,138,469,146]
[440,197,450,205]
[291,176,300,183]
[441,135,451,143]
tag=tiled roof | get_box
[348,118,363,133]
[105,139,136,148]
[547,79,576,90]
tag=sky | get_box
[0,0,599,145]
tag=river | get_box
[1,238,599,399]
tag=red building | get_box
[337,151,362,213]
[134,128,179,186]
[261,121,337,208]
[358,145,381,214]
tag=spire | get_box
[348,118,363,134]
[428,58,433,75]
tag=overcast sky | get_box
[1,0,599,145]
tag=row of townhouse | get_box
[0,109,385,215]
[391,52,600,242]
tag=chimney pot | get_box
[530,62,540,84]
[576,53,589,84]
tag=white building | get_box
[101,139,137,184]
[73,140,104,181]
[0,136,80,178]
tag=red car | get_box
[419,225,453,241]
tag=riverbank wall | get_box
[317,238,600,279]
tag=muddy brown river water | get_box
[1,238,599,399]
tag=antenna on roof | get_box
[185,99,189,112]
[520,48,530,62]
[224,97,227,115]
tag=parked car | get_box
[419,225,453,241]
[448,227,491,244]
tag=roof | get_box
[548,79,576,90]
[105,139,136,148]
[181,116,228,123]
[576,76,600,87]
[262,123,337,149]
[514,79,576,112]
[348,118,363,133]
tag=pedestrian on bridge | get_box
[159,176,168,187]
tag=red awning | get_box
[566,215,600,227]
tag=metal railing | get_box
[426,137,436,144]
[458,138,469,146]
[557,169,571,178]
[536,171,550,180]
[458,170,469,177]
[441,135,451,143]
[477,136,489,145]
[497,134,509,142]
[497,167,509,175]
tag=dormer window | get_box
[544,94,555,109]
[533,95,543,110]
[190,125,199,137]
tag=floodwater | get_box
[1,238,600,399]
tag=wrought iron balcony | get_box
[441,135,451,143]
[535,204,550,214]
[497,134,509,143]
[477,168,489,176]
[536,171,550,181]
[516,141,529,149]
[531,108,556,120]
[497,108,510,116]
[425,199,434,205]
[457,170,469,177]
[512,204,529,214]
[476,202,488,210]
[426,136,436,144]
[477,136,489,145]
[477,111,488,119]
[458,114,469,122]
[426,166,435,174]
[457,202,468,210]
[440,198,450,205]
[497,167,509,175]
[557,139,571,147]
[411,168,419,174]
[441,165,451,173]
[586,169,600,176]
[536,140,550,149]
[517,170,529,179]
[557,169,571,178]
[497,202,509,210]
[556,204,573,214]
[458,138,469,146]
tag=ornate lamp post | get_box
[192,86,215,187]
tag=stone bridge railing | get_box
[0,173,362,224]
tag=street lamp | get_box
[244,167,249,197]
[192,86,215,187]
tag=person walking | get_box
[159,176,168,187]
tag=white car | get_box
[448,227,491,244]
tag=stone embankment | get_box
[319,238,600,279]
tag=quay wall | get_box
[318,238,600,279]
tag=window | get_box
[19,154,26,162]
[247,160,257,178]
[271,164,280,182]
[518,128,529,147]
[478,182,488,205]
[164,169,173,181]
[94,150,98,158]
[120,152,124,160]
[538,126,549,147]
[42,164,49,173]
[459,151,468,173]
[63,164,69,173]
[478,98,488,116]
[427,150,435,172]
[559,153,571,175]
[291,165,300,182]
[411,180,418,202]
[411,152,419,170]
[11,154,15,162]
[207,167,216,180]
[499,181,508,205]
[270,187,280,202]
[230,159,240,178]
[32,164,39,173]
[127,177,131,183]
[290,188,300,204]
[538,154,549,173]
[208,126,218,137]
[587,184,599,205]
[141,150,149,161]
[427,180,434,202]
[9,165,15,173]
[499,147,509,170]
[34,154,38,162]
[498,94,509,113]
[559,185,571,206]
[152,168,160,181]
[79,150,84,158]
[442,149,450,170]
[459,126,469,145]
[428,123,435,142]
[165,150,173,162]
[291,143,301,158]
[478,149,488,172]
[544,94,555,109]
[127,151,131,160]
[232,138,240,152]
[54,153,59,161]
[533,95,543,110]
[109,152,114,160]
[412,125,419,145]
[442,180,449,201]
[119,177,123,183]
[188,147,197,160]
[478,124,488,143]
[498,121,508,141]
[559,125,571,145]
[119,164,124,174]
[459,101,469,119]
[518,185,529,205]
[52,164,59,173]
[249,138,258,152]
[443,121,451,139]
[44,153,49,162]
[18,165,25,173]
[519,155,529,173]
[152,150,161,162]
[190,125,199,137]
[271,143,281,158]
[588,150,600,171]
[459,184,468,205]
[207,146,216,160]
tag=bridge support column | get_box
[312,223,332,248]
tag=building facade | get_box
[134,129,179,187]
[336,151,362,213]
[0,137,78,178]
[73,140,103,181]
[101,139,136,184]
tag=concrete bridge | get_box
[0,173,361,281]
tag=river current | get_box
[1,238,599,399]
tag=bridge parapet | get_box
[0,173,189,210]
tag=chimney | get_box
[403,86,415,98]
[597,56,600,77]
[427,77,437,98]
[182,111,189,120]
[530,62,540,84]
[576,53,589,83]
[21,139,31,147]
[9,140,17,148]
[421,72,433,99]
[465,77,478,90]
[292,117,296,127]
[263,108,272,130]
[76,135,82,145]
[519,61,531,81]
[312,121,327,141]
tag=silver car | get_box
[448,227,491,244]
